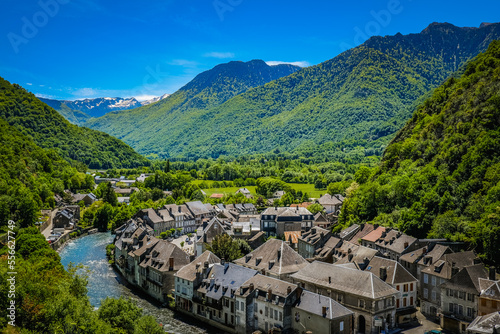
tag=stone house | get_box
[478,271,500,316]
[72,192,97,206]
[316,193,343,214]
[260,206,314,238]
[291,261,399,334]
[53,208,76,229]
[174,251,221,314]
[399,243,453,282]
[292,290,354,334]
[192,262,258,333]
[235,274,300,334]
[233,239,308,282]
[195,217,228,256]
[420,251,477,320]
[466,311,500,334]
[360,228,419,261]
[440,264,490,333]
[297,226,331,260]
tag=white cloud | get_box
[203,52,235,59]
[73,87,98,98]
[26,82,32,86]
[265,61,311,68]
[168,59,198,67]
[35,93,57,99]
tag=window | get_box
[467,307,473,318]
[458,305,464,315]
[279,312,282,321]
[424,288,428,299]
[432,276,436,286]
[396,299,400,308]
[449,303,454,312]
[265,306,268,317]
[270,307,273,319]
[274,310,278,320]
[396,285,400,291]
[235,301,239,311]
[404,284,408,292]
[432,291,437,301]
[424,274,429,284]
[403,298,407,307]
[340,321,344,331]
[410,296,414,306]
[359,299,365,308]
[410,283,414,291]
[241,301,245,310]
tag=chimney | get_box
[422,247,427,255]
[404,242,409,249]
[277,249,282,261]
[380,266,387,281]
[169,257,174,270]
[203,220,208,230]
[451,263,459,277]
[203,233,207,243]
[204,261,209,269]
[348,254,353,262]
[267,288,272,301]
[249,283,255,292]
[322,306,327,317]
[240,286,244,295]
[363,257,369,267]
[178,206,181,213]
[169,207,173,215]
[489,266,496,281]
[224,262,229,273]
[328,276,332,284]
[196,263,200,269]
[210,278,215,288]
[221,258,225,265]
[287,286,292,295]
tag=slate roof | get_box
[364,256,417,284]
[441,264,489,293]
[131,235,159,257]
[479,279,500,301]
[299,227,330,246]
[140,240,191,272]
[467,311,500,333]
[186,201,210,216]
[140,208,163,224]
[198,263,258,301]
[372,229,417,254]
[339,224,360,240]
[334,241,379,265]
[317,194,343,206]
[399,244,453,266]
[294,290,353,320]
[261,206,313,218]
[196,217,226,244]
[239,274,298,306]
[314,212,329,223]
[175,251,221,281]
[234,239,308,276]
[291,261,399,300]
[314,236,342,258]
[236,188,251,194]
[421,251,477,279]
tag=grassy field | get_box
[194,181,325,199]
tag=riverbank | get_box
[59,232,217,333]
[54,226,98,252]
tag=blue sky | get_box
[1,0,499,101]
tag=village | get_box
[47,175,500,334]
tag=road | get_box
[42,208,57,238]
[398,309,443,334]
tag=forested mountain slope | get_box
[339,40,500,264]
[0,77,148,169]
[86,23,500,160]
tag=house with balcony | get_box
[260,206,313,238]
[478,270,500,316]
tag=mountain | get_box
[40,96,143,119]
[140,93,170,106]
[84,59,302,157]
[86,23,500,160]
[0,77,149,169]
[38,97,92,125]
[339,40,500,264]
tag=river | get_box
[58,232,218,334]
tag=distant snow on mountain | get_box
[139,93,170,106]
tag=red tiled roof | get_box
[361,226,387,242]
[210,193,224,198]
[284,231,302,244]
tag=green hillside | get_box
[86,23,500,160]
[39,97,92,125]
[338,40,500,264]
[84,59,301,157]
[0,77,148,169]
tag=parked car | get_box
[424,330,443,334]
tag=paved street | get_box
[398,309,443,334]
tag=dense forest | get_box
[334,40,500,265]
[0,77,149,169]
[86,23,500,161]
[0,118,95,229]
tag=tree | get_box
[307,203,325,215]
[134,315,163,334]
[206,234,242,262]
[98,297,142,334]
[164,159,170,173]
[94,203,114,231]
